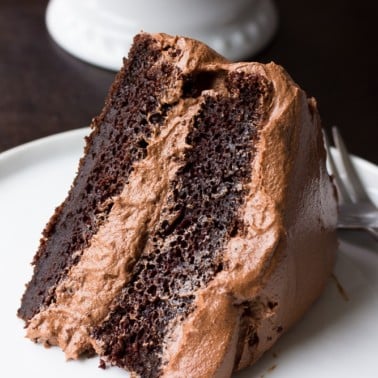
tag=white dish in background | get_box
[0,128,377,378]
[46,0,278,70]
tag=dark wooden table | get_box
[1,0,377,164]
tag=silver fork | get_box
[323,127,378,242]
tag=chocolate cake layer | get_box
[92,72,271,377]
[18,34,181,321]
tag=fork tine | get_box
[322,129,351,204]
[332,127,374,205]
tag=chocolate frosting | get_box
[25,33,337,376]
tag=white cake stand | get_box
[46,0,278,71]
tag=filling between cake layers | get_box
[18,35,182,321]
[92,72,272,377]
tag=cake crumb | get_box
[268,364,277,372]
[272,351,278,358]
[331,273,349,301]
[99,359,106,369]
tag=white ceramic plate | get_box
[0,129,377,378]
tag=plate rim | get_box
[0,127,89,163]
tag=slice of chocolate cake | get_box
[18,33,337,377]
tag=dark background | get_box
[1,0,377,164]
